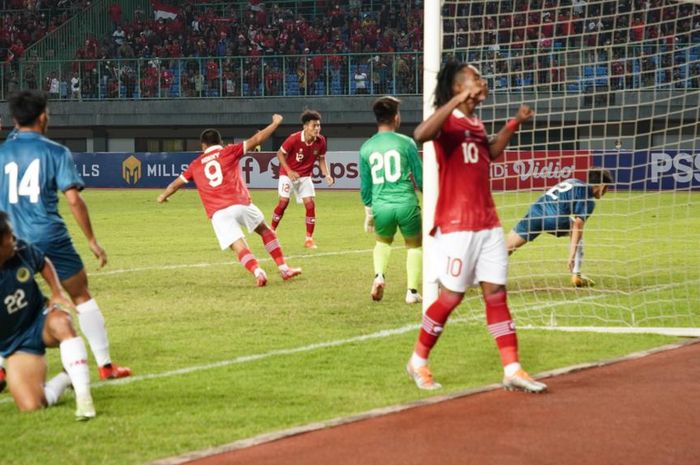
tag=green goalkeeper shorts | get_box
[373,204,421,239]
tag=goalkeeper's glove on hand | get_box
[364,206,374,233]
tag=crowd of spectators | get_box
[446,0,700,92]
[2,0,700,99]
[1,0,91,66]
[60,0,424,98]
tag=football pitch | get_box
[3,189,698,465]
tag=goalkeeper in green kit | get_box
[359,96,423,304]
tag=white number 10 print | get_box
[461,142,479,164]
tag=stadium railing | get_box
[1,46,699,101]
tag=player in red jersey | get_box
[405,62,547,393]
[270,110,334,249]
[157,115,301,286]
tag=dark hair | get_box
[434,61,469,108]
[373,96,401,125]
[200,128,222,146]
[588,167,614,185]
[8,90,48,127]
[0,211,10,237]
[301,110,321,125]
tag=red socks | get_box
[485,291,519,366]
[417,292,463,357]
[271,198,289,230]
[237,248,259,274]
[261,229,285,266]
[305,201,315,237]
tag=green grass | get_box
[2,189,698,465]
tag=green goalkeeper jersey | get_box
[359,131,422,208]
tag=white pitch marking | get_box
[92,247,394,276]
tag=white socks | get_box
[410,352,428,368]
[59,337,91,398]
[44,372,72,406]
[504,362,522,377]
[572,240,584,274]
[76,299,111,367]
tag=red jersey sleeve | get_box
[220,142,245,162]
[280,134,295,154]
[181,162,194,182]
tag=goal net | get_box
[424,0,700,335]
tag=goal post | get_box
[424,0,700,335]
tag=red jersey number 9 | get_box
[461,142,479,164]
[204,160,223,187]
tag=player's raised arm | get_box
[488,104,534,160]
[245,114,283,153]
[63,187,108,269]
[413,88,475,143]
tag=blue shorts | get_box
[35,236,85,281]
[513,209,571,242]
[0,309,47,358]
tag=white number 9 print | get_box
[204,160,223,187]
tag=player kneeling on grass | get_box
[359,96,423,304]
[406,61,547,394]
[157,116,301,286]
[506,168,614,288]
[0,211,95,420]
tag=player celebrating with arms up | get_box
[158,116,301,286]
[506,167,614,287]
[406,62,547,393]
[359,96,423,304]
[270,110,334,249]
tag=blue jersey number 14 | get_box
[4,159,41,204]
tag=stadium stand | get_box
[1,0,699,99]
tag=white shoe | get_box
[371,275,385,301]
[254,268,268,287]
[406,362,442,390]
[405,289,422,304]
[503,369,548,393]
[75,395,96,421]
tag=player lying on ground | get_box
[0,211,96,420]
[406,61,547,393]
[359,96,423,304]
[506,168,614,287]
[270,110,334,249]
[0,90,130,387]
[157,116,301,286]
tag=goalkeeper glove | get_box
[364,206,374,233]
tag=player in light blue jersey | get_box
[506,168,614,287]
[0,90,130,382]
[0,211,95,419]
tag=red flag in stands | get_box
[151,0,178,20]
